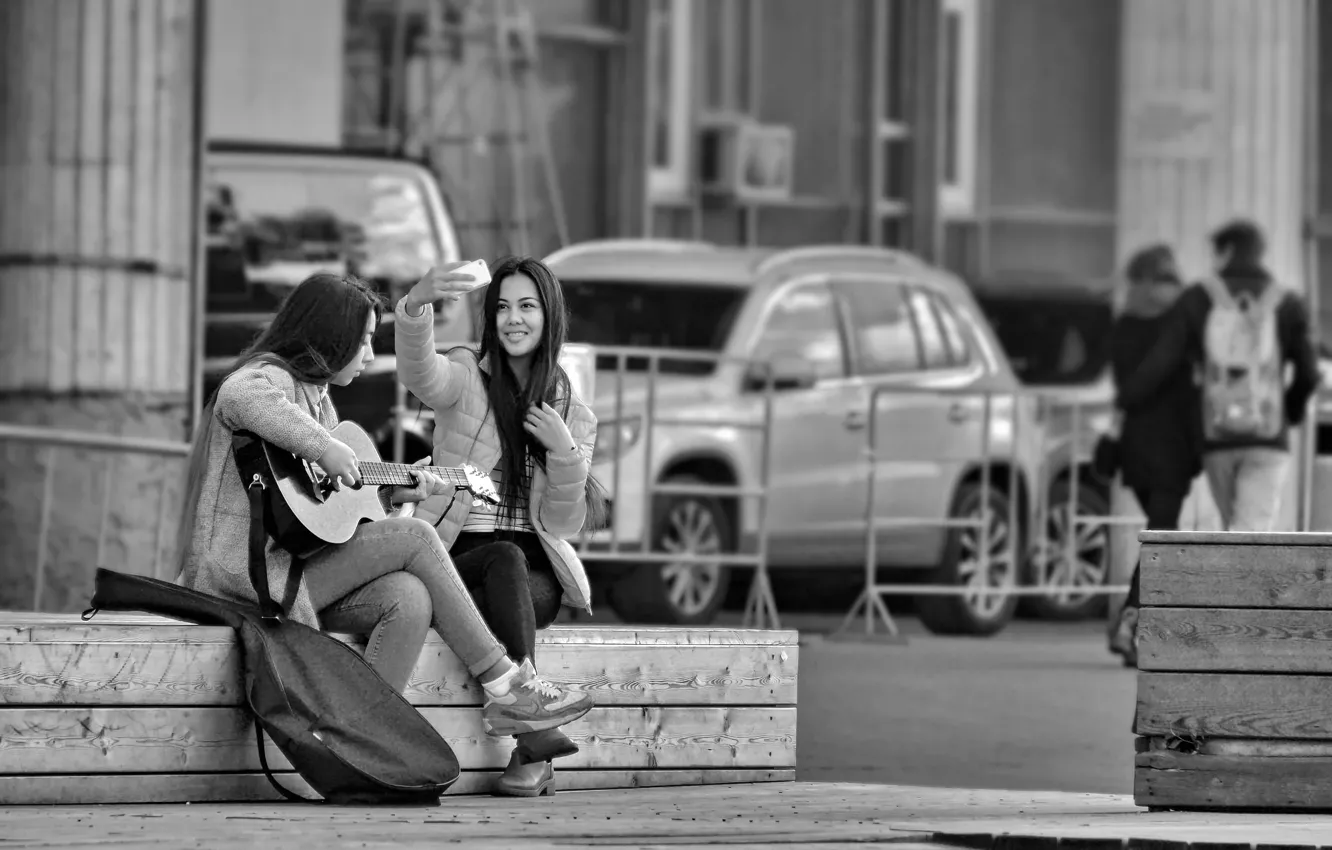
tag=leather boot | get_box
[493,750,555,797]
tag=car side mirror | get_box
[744,355,818,392]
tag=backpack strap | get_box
[255,724,320,803]
[231,430,285,622]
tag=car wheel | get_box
[608,474,733,625]
[1022,479,1111,620]
[915,480,1019,636]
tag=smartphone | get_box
[453,259,491,290]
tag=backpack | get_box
[1199,275,1286,442]
[83,434,461,805]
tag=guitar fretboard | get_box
[356,462,472,488]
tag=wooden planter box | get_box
[0,614,798,804]
[1135,530,1332,811]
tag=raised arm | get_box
[394,298,470,410]
[537,401,597,538]
[214,366,332,462]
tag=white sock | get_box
[481,661,519,698]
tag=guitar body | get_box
[264,421,388,555]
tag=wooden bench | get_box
[0,613,798,804]
[1134,530,1332,811]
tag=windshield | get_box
[204,159,453,363]
[561,279,748,375]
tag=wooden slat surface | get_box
[1137,672,1332,739]
[1,640,797,707]
[1138,607,1332,673]
[1139,542,1332,608]
[1136,750,1332,811]
[0,705,795,774]
[1139,530,1332,546]
[0,614,799,646]
[0,768,795,805]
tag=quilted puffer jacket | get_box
[394,297,597,612]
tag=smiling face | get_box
[496,272,545,362]
[328,311,376,386]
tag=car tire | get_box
[1022,479,1111,621]
[607,474,733,625]
[915,480,1019,637]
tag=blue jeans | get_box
[302,517,508,678]
[319,571,432,693]
[1204,447,1290,532]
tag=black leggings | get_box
[1124,487,1187,608]
[451,531,562,662]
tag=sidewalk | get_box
[1,781,1327,849]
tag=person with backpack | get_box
[1116,220,1320,532]
[1105,244,1204,666]
[176,272,595,746]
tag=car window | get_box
[561,279,747,376]
[203,160,450,362]
[837,279,919,375]
[205,162,444,313]
[751,282,846,380]
[931,294,972,366]
[907,288,950,369]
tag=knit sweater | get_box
[394,297,597,611]
[178,363,335,627]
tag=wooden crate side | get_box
[0,768,796,805]
[1139,543,1332,608]
[1137,672,1332,739]
[0,705,797,775]
[1,642,798,707]
[1138,607,1332,673]
[1135,750,1332,811]
[0,615,800,647]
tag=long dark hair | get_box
[174,273,383,575]
[476,256,607,532]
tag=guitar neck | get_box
[357,461,472,488]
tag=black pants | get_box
[452,531,562,662]
[1124,487,1188,608]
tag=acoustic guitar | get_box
[256,420,499,557]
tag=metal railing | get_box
[0,423,190,611]
[836,390,1147,640]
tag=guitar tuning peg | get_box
[472,498,485,508]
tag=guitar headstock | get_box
[461,464,501,506]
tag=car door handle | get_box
[844,409,868,430]
[947,403,972,424]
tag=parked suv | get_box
[545,240,1061,634]
[201,141,464,457]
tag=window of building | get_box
[837,279,920,375]
[648,0,693,199]
[701,0,751,115]
[940,0,979,217]
[751,282,846,381]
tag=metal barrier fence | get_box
[0,423,191,611]
[836,389,1146,639]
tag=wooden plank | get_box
[0,768,794,805]
[0,615,800,646]
[1139,530,1332,546]
[1137,672,1332,739]
[1135,750,1332,811]
[1139,607,1332,673]
[0,705,796,774]
[1140,735,1332,757]
[1,641,798,707]
[103,0,134,391]
[74,0,107,389]
[1139,541,1332,608]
